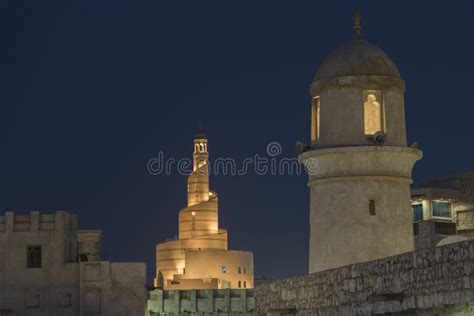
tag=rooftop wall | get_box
[147,288,255,315]
[0,211,78,233]
[255,240,474,315]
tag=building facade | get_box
[299,6,422,273]
[411,172,474,249]
[0,211,147,316]
[155,132,254,290]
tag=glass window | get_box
[432,201,452,218]
[311,97,320,141]
[27,245,42,268]
[221,266,226,274]
[412,203,423,222]
[363,90,384,135]
[238,281,241,288]
[238,266,241,274]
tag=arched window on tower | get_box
[311,97,320,141]
[363,90,385,135]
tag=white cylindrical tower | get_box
[300,7,422,273]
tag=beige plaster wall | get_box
[183,249,253,289]
[309,76,407,148]
[301,146,421,273]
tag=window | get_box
[243,281,247,288]
[238,266,241,274]
[238,281,241,288]
[27,245,42,268]
[311,97,320,141]
[57,293,72,308]
[412,203,423,222]
[369,200,376,216]
[221,266,226,273]
[244,267,247,274]
[363,90,384,135]
[432,201,452,218]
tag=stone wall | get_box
[457,210,474,238]
[413,219,459,250]
[255,240,474,316]
[147,289,255,315]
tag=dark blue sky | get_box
[1,0,473,284]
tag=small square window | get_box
[221,266,226,273]
[27,245,42,268]
[26,292,40,308]
[57,293,72,308]
[432,201,452,218]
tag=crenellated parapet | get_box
[0,211,77,233]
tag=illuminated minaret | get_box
[187,131,209,207]
[179,131,218,239]
[300,7,422,273]
[155,131,253,290]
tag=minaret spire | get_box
[195,120,207,139]
[352,3,363,40]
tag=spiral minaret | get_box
[155,131,253,290]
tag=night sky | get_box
[1,0,473,285]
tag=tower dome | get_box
[314,40,400,81]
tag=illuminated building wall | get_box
[155,132,254,290]
[411,173,474,248]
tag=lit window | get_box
[191,212,196,216]
[363,90,384,135]
[412,203,423,222]
[238,281,241,288]
[311,97,320,141]
[221,266,226,273]
[432,201,452,218]
[27,245,42,268]
[238,266,241,274]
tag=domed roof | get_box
[314,40,400,81]
[313,6,400,81]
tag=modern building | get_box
[411,172,474,249]
[0,210,147,316]
[299,6,422,273]
[155,131,254,290]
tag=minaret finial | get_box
[352,3,362,40]
[195,120,207,139]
